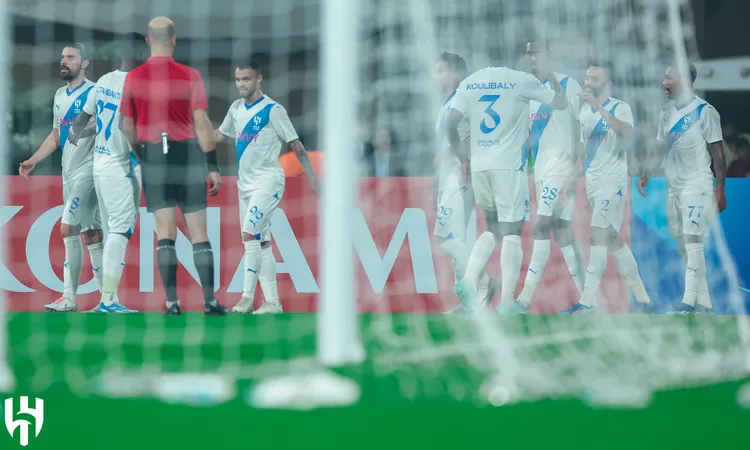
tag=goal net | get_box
[2,0,749,409]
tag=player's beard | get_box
[587,85,605,98]
[60,66,78,82]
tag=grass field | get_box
[3,313,750,450]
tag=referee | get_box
[120,17,227,316]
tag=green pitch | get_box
[3,313,750,450]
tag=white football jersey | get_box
[219,95,299,197]
[83,70,138,177]
[435,90,470,191]
[528,73,582,181]
[450,66,557,172]
[53,80,96,179]
[580,97,634,188]
[657,96,722,191]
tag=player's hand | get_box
[636,172,650,197]
[18,160,35,179]
[207,171,222,196]
[68,131,80,146]
[577,91,599,108]
[715,185,727,213]
[308,176,321,196]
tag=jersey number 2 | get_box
[96,100,119,141]
[478,94,501,134]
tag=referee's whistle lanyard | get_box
[161,132,169,154]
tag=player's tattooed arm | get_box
[289,139,320,194]
[445,109,468,163]
[710,140,727,212]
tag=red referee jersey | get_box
[120,56,208,144]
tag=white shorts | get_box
[239,190,282,241]
[667,187,716,238]
[434,186,473,240]
[95,167,142,235]
[472,169,530,223]
[61,173,101,232]
[535,175,575,221]
[588,183,628,232]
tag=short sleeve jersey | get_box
[450,66,557,172]
[528,73,582,180]
[219,95,299,197]
[657,96,722,192]
[579,97,634,188]
[53,79,96,179]
[83,70,138,177]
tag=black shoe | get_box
[204,301,229,316]
[667,303,695,315]
[630,301,654,314]
[165,302,182,316]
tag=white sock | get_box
[63,236,83,302]
[500,235,523,304]
[439,238,470,281]
[517,239,551,306]
[259,244,280,307]
[581,245,607,307]
[560,242,584,294]
[87,241,104,293]
[683,243,707,308]
[696,278,712,309]
[462,231,497,288]
[612,245,650,303]
[243,240,262,300]
[101,234,129,305]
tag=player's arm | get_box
[270,104,319,194]
[119,75,140,151]
[593,101,633,138]
[19,128,59,178]
[523,73,567,110]
[703,106,727,211]
[70,112,97,143]
[187,69,222,195]
[214,106,235,144]
[544,75,568,110]
[445,109,469,163]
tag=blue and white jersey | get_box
[435,90,470,192]
[219,95,299,197]
[83,70,138,178]
[657,96,722,192]
[53,79,96,179]
[528,72,582,181]
[451,66,557,172]
[579,97,633,188]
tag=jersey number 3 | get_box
[96,100,119,141]
[479,94,501,134]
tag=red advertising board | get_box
[2,176,629,313]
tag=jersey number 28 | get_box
[478,94,501,134]
[96,100,119,141]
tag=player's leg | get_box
[180,144,227,316]
[553,181,586,294]
[516,181,555,310]
[90,174,139,313]
[80,180,104,295]
[235,190,283,314]
[670,189,716,314]
[454,171,497,307]
[493,170,529,312]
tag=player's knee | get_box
[533,216,553,240]
[242,232,260,242]
[187,229,209,245]
[607,237,625,253]
[81,229,103,245]
[260,241,272,249]
[60,223,81,238]
[553,219,574,246]
[589,227,611,247]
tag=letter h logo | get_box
[4,397,44,447]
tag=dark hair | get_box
[118,32,147,61]
[237,59,263,76]
[526,38,551,52]
[439,52,468,77]
[65,42,89,61]
[589,59,615,82]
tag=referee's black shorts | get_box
[139,139,207,214]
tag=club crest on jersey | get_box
[74,99,82,113]
[253,115,262,130]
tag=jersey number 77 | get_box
[96,100,119,141]
[479,94,501,134]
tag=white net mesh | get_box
[3,0,749,410]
